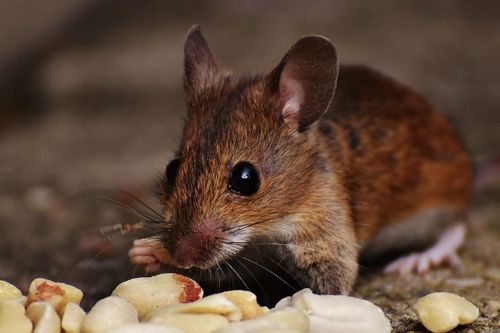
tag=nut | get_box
[112,273,203,319]
[28,278,83,314]
[61,302,86,333]
[0,280,23,299]
[0,280,26,306]
[108,323,183,333]
[26,301,61,333]
[414,292,479,333]
[14,296,29,307]
[213,307,309,333]
[81,296,138,333]
[229,330,302,333]
[148,293,242,322]
[221,290,267,320]
[279,289,391,333]
[0,299,33,333]
[148,313,229,333]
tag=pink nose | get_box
[172,238,199,268]
[171,218,225,269]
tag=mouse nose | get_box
[171,218,225,269]
[172,238,198,269]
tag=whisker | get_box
[225,216,283,234]
[193,267,202,284]
[207,266,214,284]
[93,221,174,241]
[223,263,235,290]
[215,262,223,293]
[225,261,250,291]
[116,190,164,219]
[96,197,162,224]
[238,255,297,292]
[233,257,270,306]
[221,240,317,252]
[268,257,299,286]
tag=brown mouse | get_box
[129,25,472,295]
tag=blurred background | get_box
[0,0,499,326]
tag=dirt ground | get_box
[0,1,499,332]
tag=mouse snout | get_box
[170,218,225,269]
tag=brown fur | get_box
[327,65,472,244]
[155,27,472,295]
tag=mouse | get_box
[128,25,472,296]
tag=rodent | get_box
[129,25,472,296]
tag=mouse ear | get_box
[184,25,219,95]
[267,36,339,132]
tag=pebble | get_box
[25,186,58,212]
[444,278,483,288]
[483,268,500,281]
[484,300,500,318]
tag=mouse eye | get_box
[165,158,180,185]
[228,162,260,196]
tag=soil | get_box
[0,1,498,332]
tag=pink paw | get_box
[129,238,170,273]
[384,249,462,274]
[384,223,465,275]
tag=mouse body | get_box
[129,26,472,295]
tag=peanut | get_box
[213,307,309,333]
[27,301,61,333]
[108,323,183,333]
[28,278,83,315]
[0,280,22,299]
[221,291,267,320]
[147,293,242,322]
[0,299,33,333]
[148,313,229,333]
[61,302,86,333]
[278,289,391,333]
[112,273,203,319]
[81,296,138,333]
[414,292,479,333]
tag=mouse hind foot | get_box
[384,222,465,274]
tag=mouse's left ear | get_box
[267,36,339,132]
[184,25,219,95]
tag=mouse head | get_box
[158,25,339,269]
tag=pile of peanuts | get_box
[0,273,394,333]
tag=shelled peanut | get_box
[414,292,479,333]
[0,274,397,333]
[27,278,83,315]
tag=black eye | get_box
[228,162,260,196]
[165,158,180,185]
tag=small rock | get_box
[483,268,500,281]
[444,278,483,288]
[484,300,500,318]
[25,186,58,212]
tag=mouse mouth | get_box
[168,220,250,270]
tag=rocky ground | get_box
[0,1,499,332]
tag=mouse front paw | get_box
[128,237,171,273]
